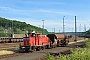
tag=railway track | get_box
[0,47,70,60]
[0,42,23,50]
[0,39,86,60]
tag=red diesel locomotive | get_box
[19,32,69,52]
[19,32,51,52]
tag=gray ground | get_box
[0,47,70,60]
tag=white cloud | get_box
[0,6,23,14]
[0,6,19,12]
[16,1,66,5]
[0,6,73,17]
[31,10,72,15]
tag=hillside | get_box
[0,17,48,37]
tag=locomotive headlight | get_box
[22,47,25,49]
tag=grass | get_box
[45,39,90,60]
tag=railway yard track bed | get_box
[0,40,86,60]
[0,47,70,60]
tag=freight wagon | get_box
[0,34,25,43]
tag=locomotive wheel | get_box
[25,49,29,52]
[47,43,52,49]
[36,47,41,51]
[57,40,60,47]
[39,47,42,51]
[52,45,56,48]
[54,45,57,48]
[41,46,45,50]
[31,46,36,52]
[60,44,64,47]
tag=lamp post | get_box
[69,28,70,32]
[39,25,40,28]
[79,24,81,36]
[52,28,55,33]
[54,28,55,33]
[42,20,44,35]
[52,28,53,33]
[79,24,81,32]
[61,28,62,33]
[72,28,73,32]
[59,30,60,33]
[12,20,13,38]
[74,16,77,42]
[63,16,65,34]
[84,24,86,32]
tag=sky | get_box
[0,0,90,33]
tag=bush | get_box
[0,33,8,37]
[45,39,90,60]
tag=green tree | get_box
[0,17,48,37]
